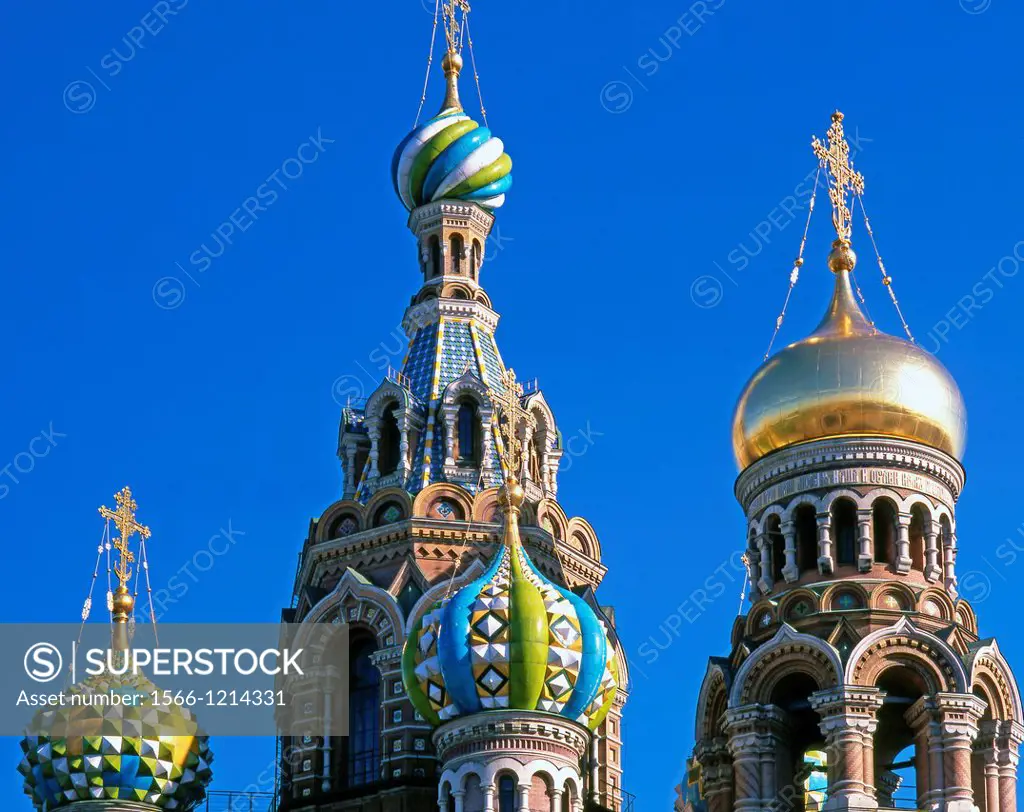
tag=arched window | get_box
[378,405,400,476]
[471,239,481,280]
[429,235,442,278]
[873,500,898,566]
[498,775,516,812]
[874,667,928,810]
[909,505,928,572]
[767,515,785,582]
[795,505,818,573]
[456,400,479,464]
[832,499,858,567]
[450,234,464,275]
[347,636,380,786]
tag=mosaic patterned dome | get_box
[732,245,967,470]
[391,53,513,212]
[18,670,213,810]
[402,480,618,729]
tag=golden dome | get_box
[731,245,967,470]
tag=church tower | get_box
[279,4,629,810]
[682,113,1023,812]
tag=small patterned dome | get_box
[391,53,513,212]
[402,480,618,729]
[19,670,213,810]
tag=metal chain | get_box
[464,14,488,127]
[855,194,915,342]
[413,0,442,127]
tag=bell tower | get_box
[681,112,1022,812]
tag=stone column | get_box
[906,697,943,812]
[944,534,959,596]
[397,408,412,477]
[518,784,531,811]
[817,514,834,574]
[996,721,1023,812]
[442,404,457,466]
[895,513,913,573]
[758,537,773,594]
[452,789,465,812]
[975,721,1001,812]
[365,418,381,478]
[482,784,496,812]
[856,509,873,572]
[344,445,358,498]
[590,734,600,805]
[725,704,789,812]
[935,693,987,812]
[549,788,563,812]
[781,521,799,582]
[744,547,761,603]
[480,408,494,470]
[695,738,735,812]
[809,687,885,812]
[924,526,942,582]
[875,770,901,808]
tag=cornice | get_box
[402,296,500,335]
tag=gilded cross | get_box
[98,486,151,591]
[442,0,471,54]
[812,111,865,242]
[490,368,535,478]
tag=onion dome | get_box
[19,669,213,810]
[732,241,967,470]
[391,52,513,212]
[402,478,618,729]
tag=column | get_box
[344,445,357,498]
[481,784,496,812]
[725,704,789,812]
[856,509,873,572]
[935,693,987,812]
[875,770,901,808]
[758,537,773,594]
[996,721,1023,812]
[744,547,761,603]
[695,738,735,812]
[975,721,1001,812]
[590,734,601,805]
[518,785,531,811]
[443,405,457,466]
[944,534,959,596]
[817,514,834,574]
[781,521,799,582]
[924,526,941,582]
[452,790,465,812]
[480,408,494,471]
[397,409,412,476]
[366,418,381,478]
[809,687,885,812]
[895,513,913,574]
[549,788,563,812]
[906,697,942,812]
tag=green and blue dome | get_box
[402,480,618,730]
[391,53,513,212]
[18,671,213,810]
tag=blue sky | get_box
[2,0,1024,808]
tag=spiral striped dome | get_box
[18,671,213,810]
[402,482,618,729]
[392,108,513,212]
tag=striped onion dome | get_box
[19,671,213,810]
[391,52,513,211]
[402,479,619,729]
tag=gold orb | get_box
[732,267,967,470]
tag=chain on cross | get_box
[491,368,535,477]
[812,110,865,242]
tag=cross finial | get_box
[98,486,151,593]
[442,0,471,55]
[490,368,535,478]
[812,110,865,242]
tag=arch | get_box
[536,499,569,540]
[955,599,978,633]
[412,482,474,521]
[429,234,442,278]
[474,289,492,307]
[793,503,818,573]
[821,581,870,612]
[909,502,930,572]
[364,381,410,419]
[456,399,481,464]
[694,661,732,742]
[566,516,602,561]
[845,616,969,694]
[302,568,406,648]
[442,370,490,409]
[470,239,482,281]
[378,404,401,475]
[916,587,956,622]
[472,486,503,523]
[364,488,413,529]
[766,514,785,582]
[966,642,1023,722]
[450,233,465,275]
[872,496,899,567]
[831,497,858,567]
[870,582,916,613]
[729,625,843,707]
[777,589,820,622]
[441,281,474,300]
[316,499,367,542]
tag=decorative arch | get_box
[316,499,366,542]
[365,488,413,528]
[729,625,843,707]
[818,488,865,514]
[821,581,870,612]
[413,482,474,521]
[472,486,503,523]
[440,281,474,299]
[441,757,582,799]
[845,616,968,694]
[777,589,820,622]
[954,599,978,633]
[441,371,491,409]
[474,289,492,307]
[744,600,778,637]
[916,586,956,621]
[695,660,732,741]
[302,568,405,649]
[753,504,786,535]
[365,380,410,418]
[870,582,916,613]
[536,498,568,540]
[966,641,1023,722]
[565,517,601,561]
[780,495,823,522]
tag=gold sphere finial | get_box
[112,585,135,618]
[500,476,525,511]
[831,109,844,123]
[442,51,463,75]
[827,238,857,274]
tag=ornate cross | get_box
[99,486,151,590]
[442,0,471,54]
[491,368,535,478]
[812,111,865,242]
